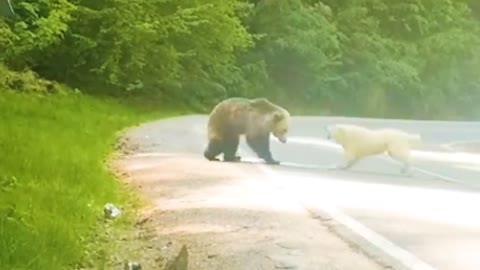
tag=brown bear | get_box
[203,97,291,165]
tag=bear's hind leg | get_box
[246,134,280,165]
[204,139,224,161]
[223,135,241,162]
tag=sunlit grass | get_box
[0,90,178,269]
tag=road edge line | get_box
[196,122,438,270]
[253,159,438,270]
[286,136,473,186]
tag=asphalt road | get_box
[127,115,480,270]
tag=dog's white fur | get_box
[325,124,422,174]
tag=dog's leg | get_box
[328,151,358,171]
[388,147,413,177]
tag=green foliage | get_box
[1,0,76,67]
[27,0,255,111]
[246,0,341,107]
[1,0,480,268]
[0,89,165,270]
[2,0,480,118]
[0,64,65,93]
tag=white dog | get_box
[325,123,422,174]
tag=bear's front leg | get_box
[204,139,224,161]
[223,135,241,162]
[246,134,280,165]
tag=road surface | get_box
[125,115,480,270]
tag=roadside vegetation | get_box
[1,0,479,269]
[0,85,168,269]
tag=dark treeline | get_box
[1,0,480,119]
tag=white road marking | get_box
[237,157,324,169]
[246,150,438,270]
[311,204,438,270]
[130,152,182,158]
[284,136,475,186]
[287,136,342,149]
[445,139,480,146]
[286,137,480,163]
[195,129,468,270]
[197,128,474,185]
[278,161,322,169]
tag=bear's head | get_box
[249,97,290,143]
[271,109,290,143]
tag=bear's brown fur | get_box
[204,97,290,165]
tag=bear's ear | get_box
[273,111,285,123]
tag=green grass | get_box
[0,90,179,270]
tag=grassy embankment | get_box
[0,89,182,269]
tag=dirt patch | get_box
[103,150,389,270]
